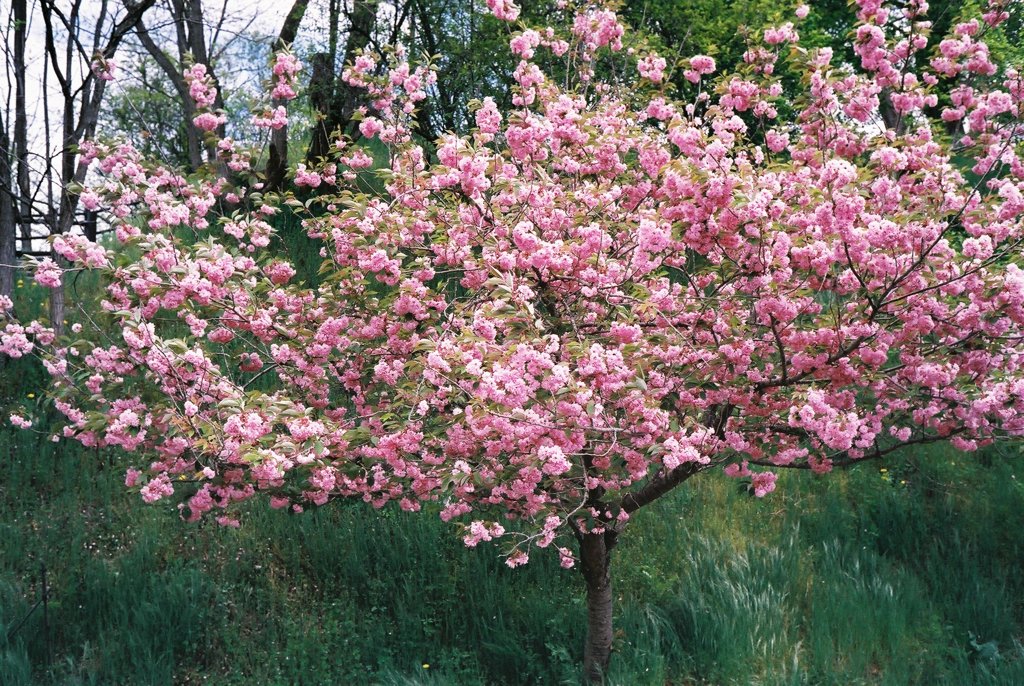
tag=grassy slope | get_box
[2,421,1023,685]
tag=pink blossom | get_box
[764,23,799,45]
[34,258,63,288]
[184,64,218,108]
[689,55,716,75]
[192,111,225,132]
[91,57,116,81]
[140,473,173,502]
[486,0,520,21]
[252,106,289,130]
[125,468,142,487]
[510,30,541,59]
[9,414,32,429]
[265,262,297,284]
[475,97,502,135]
[638,54,667,83]
[751,471,777,497]
[505,550,530,568]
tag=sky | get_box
[1,0,293,250]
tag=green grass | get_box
[2,421,1024,685]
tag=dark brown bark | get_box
[575,407,720,681]
[619,461,704,514]
[306,0,379,163]
[14,0,33,255]
[0,113,15,301]
[580,531,615,684]
[264,0,310,190]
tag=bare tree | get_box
[1,0,158,332]
[0,111,15,302]
[133,0,230,170]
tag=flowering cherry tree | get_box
[3,0,1024,680]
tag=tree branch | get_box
[747,430,964,471]
[620,462,707,514]
[275,0,309,49]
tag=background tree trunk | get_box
[305,52,337,162]
[306,0,379,163]
[264,0,310,190]
[0,114,16,302]
[580,531,615,684]
[14,0,33,256]
[135,19,204,170]
[136,0,222,170]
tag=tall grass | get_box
[2,422,1024,684]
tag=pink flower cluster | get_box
[252,105,288,130]
[271,52,302,100]
[683,55,716,83]
[638,54,667,83]
[33,258,63,288]
[184,64,218,108]
[91,56,116,82]
[486,0,520,22]
[193,111,226,132]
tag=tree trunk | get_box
[306,0,379,163]
[14,0,33,256]
[181,0,226,160]
[580,531,614,684]
[305,52,337,162]
[0,114,16,302]
[36,0,155,335]
[264,0,310,190]
[134,18,204,170]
